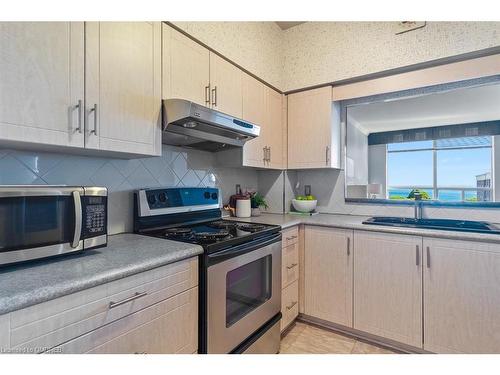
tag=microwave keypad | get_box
[85,204,106,233]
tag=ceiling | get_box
[275,22,306,30]
[347,83,500,134]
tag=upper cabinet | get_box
[287,86,340,169]
[162,24,242,119]
[85,22,161,156]
[163,24,284,169]
[162,24,210,106]
[209,54,243,118]
[0,22,161,157]
[0,22,85,148]
[241,73,284,169]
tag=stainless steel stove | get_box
[134,187,282,354]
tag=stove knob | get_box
[147,194,157,205]
[211,192,218,200]
[158,192,167,202]
[204,191,211,199]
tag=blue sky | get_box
[387,142,491,188]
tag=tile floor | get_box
[280,322,398,354]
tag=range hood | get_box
[162,99,260,152]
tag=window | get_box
[386,136,493,202]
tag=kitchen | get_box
[1,1,500,373]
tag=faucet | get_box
[414,192,423,220]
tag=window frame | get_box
[386,137,494,202]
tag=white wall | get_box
[282,22,500,91]
[368,144,387,197]
[173,22,500,92]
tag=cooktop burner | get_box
[144,219,280,252]
[208,221,237,230]
[236,223,267,233]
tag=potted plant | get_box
[250,192,268,216]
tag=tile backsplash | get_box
[288,169,500,224]
[0,145,258,234]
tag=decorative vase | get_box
[251,207,261,217]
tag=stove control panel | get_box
[141,187,220,211]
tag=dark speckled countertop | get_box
[0,233,203,315]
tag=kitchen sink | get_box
[363,216,500,234]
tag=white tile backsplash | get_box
[0,145,259,234]
[290,169,500,224]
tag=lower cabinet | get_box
[281,226,300,332]
[304,226,353,327]
[4,257,199,354]
[281,280,299,332]
[353,230,422,348]
[58,287,198,354]
[423,237,500,353]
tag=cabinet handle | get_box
[325,145,330,165]
[109,291,148,309]
[347,237,350,256]
[89,104,98,135]
[205,85,210,105]
[286,301,298,310]
[74,100,83,134]
[263,147,267,163]
[426,246,431,268]
[286,263,298,270]
[286,235,297,241]
[416,245,420,266]
[268,147,271,163]
[211,86,217,106]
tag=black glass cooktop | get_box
[143,220,280,253]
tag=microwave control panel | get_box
[82,196,107,237]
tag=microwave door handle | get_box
[72,191,82,248]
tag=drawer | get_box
[10,257,198,352]
[282,242,299,288]
[281,280,299,332]
[282,226,299,248]
[50,287,198,354]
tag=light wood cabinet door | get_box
[0,22,85,148]
[266,88,284,169]
[85,22,161,156]
[209,53,242,118]
[423,238,500,353]
[304,226,353,327]
[162,24,210,106]
[281,280,299,332]
[242,73,266,167]
[353,231,422,348]
[287,86,333,169]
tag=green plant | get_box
[251,192,269,209]
[407,189,431,200]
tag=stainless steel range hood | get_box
[162,99,260,152]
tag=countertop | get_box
[0,233,203,315]
[227,213,500,244]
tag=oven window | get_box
[0,196,75,252]
[226,255,272,327]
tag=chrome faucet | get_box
[414,193,423,220]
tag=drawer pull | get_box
[286,263,298,270]
[109,291,148,309]
[286,235,297,241]
[286,301,298,310]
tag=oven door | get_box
[0,186,84,265]
[207,234,282,354]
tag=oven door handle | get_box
[71,190,82,248]
[207,232,282,266]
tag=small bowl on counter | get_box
[291,199,317,213]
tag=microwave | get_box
[0,186,107,266]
